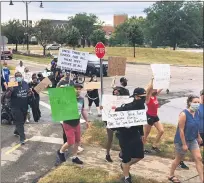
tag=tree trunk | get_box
[43,46,46,56]
[173,43,177,50]
[133,44,136,58]
[15,43,18,52]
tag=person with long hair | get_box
[168,95,203,183]
[143,78,164,152]
[87,75,101,116]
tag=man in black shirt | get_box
[5,72,32,145]
[114,87,146,183]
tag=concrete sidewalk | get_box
[71,146,201,183]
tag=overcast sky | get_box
[1,0,155,25]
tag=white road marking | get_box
[39,101,86,123]
[29,136,63,145]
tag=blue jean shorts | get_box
[175,139,199,155]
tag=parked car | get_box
[46,44,61,50]
[1,47,13,59]
[86,54,108,77]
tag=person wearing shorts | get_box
[113,87,146,183]
[168,95,203,183]
[57,84,89,164]
[87,75,101,116]
[143,77,164,152]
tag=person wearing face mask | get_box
[5,72,32,145]
[168,95,203,183]
[87,75,101,116]
[2,62,10,83]
[143,78,164,153]
[112,87,146,183]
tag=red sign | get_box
[95,42,105,59]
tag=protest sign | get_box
[48,87,79,121]
[108,56,127,76]
[57,48,89,73]
[84,82,101,90]
[8,81,18,87]
[151,64,171,89]
[102,94,133,121]
[107,109,147,128]
[34,77,52,94]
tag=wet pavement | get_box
[1,59,203,183]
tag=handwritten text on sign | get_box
[57,49,89,73]
[151,64,170,89]
[107,110,147,128]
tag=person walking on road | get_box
[5,72,32,145]
[143,78,164,152]
[113,87,146,183]
[168,95,203,183]
[57,83,89,164]
[87,75,101,116]
[2,62,10,83]
[15,61,25,75]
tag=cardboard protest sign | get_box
[84,82,101,90]
[108,56,127,76]
[57,48,89,73]
[48,87,79,122]
[151,64,171,89]
[8,81,18,87]
[107,109,147,128]
[102,94,133,121]
[34,77,52,94]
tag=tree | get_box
[68,13,103,47]
[52,27,67,45]
[1,19,24,51]
[66,26,80,49]
[90,29,107,46]
[144,1,203,49]
[33,20,54,55]
[126,19,144,57]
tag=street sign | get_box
[95,42,105,59]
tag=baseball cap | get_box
[200,89,204,96]
[74,83,83,89]
[130,87,146,97]
[120,77,128,82]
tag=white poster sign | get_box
[107,109,147,128]
[102,94,133,121]
[57,49,89,73]
[151,64,170,89]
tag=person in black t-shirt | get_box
[5,72,33,145]
[87,75,101,116]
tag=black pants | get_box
[35,96,41,117]
[12,108,27,141]
[88,98,100,107]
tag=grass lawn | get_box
[13,54,51,63]
[12,46,203,66]
[82,121,203,161]
[37,164,164,183]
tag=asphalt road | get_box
[1,59,203,183]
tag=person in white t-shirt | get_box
[23,67,32,83]
[15,61,25,75]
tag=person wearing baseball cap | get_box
[57,83,89,165]
[112,87,146,183]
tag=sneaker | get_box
[178,161,189,170]
[20,140,25,145]
[77,146,84,153]
[152,146,161,153]
[105,154,113,163]
[14,131,20,137]
[57,150,66,163]
[122,177,132,183]
[72,157,83,164]
[26,119,30,123]
[144,149,151,154]
[119,152,122,160]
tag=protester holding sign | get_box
[56,71,74,87]
[111,77,130,96]
[143,78,164,153]
[112,87,146,183]
[57,84,89,164]
[87,75,101,116]
[5,72,33,145]
[168,95,203,183]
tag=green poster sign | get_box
[48,87,79,122]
